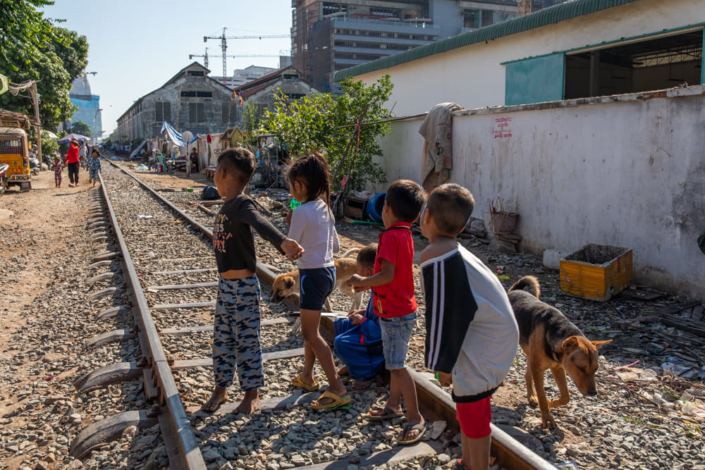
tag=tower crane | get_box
[518,0,533,16]
[204,28,289,86]
[189,47,279,69]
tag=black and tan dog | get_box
[508,276,611,428]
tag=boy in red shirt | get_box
[348,179,426,445]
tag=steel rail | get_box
[106,161,555,470]
[97,171,207,469]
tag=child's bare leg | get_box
[300,309,347,404]
[394,368,424,440]
[369,372,402,416]
[300,338,317,384]
[461,432,491,470]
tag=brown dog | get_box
[270,248,362,311]
[508,276,611,428]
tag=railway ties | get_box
[66,162,555,470]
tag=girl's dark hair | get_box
[287,152,331,207]
[91,149,100,156]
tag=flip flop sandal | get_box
[311,391,351,411]
[365,406,404,421]
[454,459,471,470]
[398,423,427,446]
[291,373,320,392]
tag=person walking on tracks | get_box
[87,148,102,188]
[203,147,303,414]
[65,139,80,187]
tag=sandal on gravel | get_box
[292,373,320,392]
[398,423,426,445]
[453,459,471,470]
[311,391,351,411]
[365,406,404,421]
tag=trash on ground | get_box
[136,215,153,219]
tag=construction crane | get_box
[189,47,279,69]
[518,0,532,16]
[204,28,289,86]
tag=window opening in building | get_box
[283,73,300,80]
[464,10,480,29]
[187,71,205,76]
[196,91,213,98]
[181,91,197,97]
[565,29,703,99]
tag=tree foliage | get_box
[0,1,89,130]
[263,75,393,191]
[70,121,91,137]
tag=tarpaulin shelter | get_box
[160,121,198,147]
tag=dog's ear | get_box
[284,278,294,289]
[591,339,612,349]
[562,336,580,352]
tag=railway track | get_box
[69,160,554,470]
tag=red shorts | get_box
[456,397,492,439]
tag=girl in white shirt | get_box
[287,152,350,411]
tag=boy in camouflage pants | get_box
[204,148,302,414]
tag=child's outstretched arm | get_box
[347,259,394,292]
[242,199,303,261]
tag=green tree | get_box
[262,75,393,191]
[0,1,89,129]
[70,121,91,137]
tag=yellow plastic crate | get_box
[560,244,633,302]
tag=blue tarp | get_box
[160,121,198,147]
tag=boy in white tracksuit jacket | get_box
[420,183,519,470]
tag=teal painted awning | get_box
[333,0,640,82]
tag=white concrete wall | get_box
[355,0,705,116]
[374,87,705,299]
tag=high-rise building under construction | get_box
[292,0,567,93]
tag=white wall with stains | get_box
[373,86,705,299]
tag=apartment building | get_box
[292,0,566,92]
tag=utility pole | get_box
[30,82,41,162]
[204,28,289,86]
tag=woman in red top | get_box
[65,140,80,187]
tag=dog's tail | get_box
[509,276,541,299]
[341,247,361,259]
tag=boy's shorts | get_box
[456,397,492,439]
[299,267,336,310]
[379,311,417,370]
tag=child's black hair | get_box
[218,147,256,185]
[287,152,331,207]
[91,149,101,157]
[426,183,475,235]
[357,243,378,268]
[385,179,425,223]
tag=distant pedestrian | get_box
[190,148,199,174]
[87,149,102,188]
[65,140,80,187]
[52,155,63,188]
[79,141,88,169]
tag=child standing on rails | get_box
[348,180,426,445]
[203,148,303,414]
[419,184,518,470]
[52,155,63,188]
[87,149,102,188]
[287,152,349,411]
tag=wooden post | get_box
[31,82,41,161]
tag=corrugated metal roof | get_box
[333,0,640,81]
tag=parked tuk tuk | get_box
[0,110,32,191]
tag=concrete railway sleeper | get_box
[64,160,557,470]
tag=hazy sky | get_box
[44,0,293,136]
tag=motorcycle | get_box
[29,156,40,176]
[0,163,8,196]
